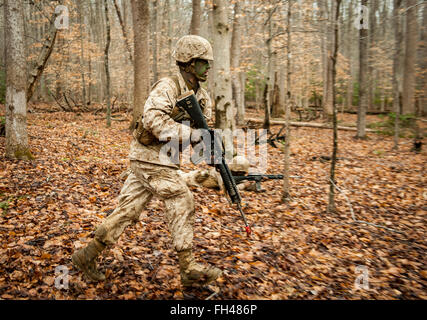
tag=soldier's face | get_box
[193,59,210,82]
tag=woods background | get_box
[0,0,426,301]
[0,0,425,127]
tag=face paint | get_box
[193,59,210,81]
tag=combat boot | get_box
[177,249,222,287]
[72,239,106,281]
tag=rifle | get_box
[176,91,251,236]
[233,174,303,191]
[233,174,284,192]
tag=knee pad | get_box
[94,225,107,242]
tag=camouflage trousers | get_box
[94,160,195,252]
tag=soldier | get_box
[229,156,264,192]
[229,155,250,177]
[72,35,222,288]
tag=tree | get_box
[212,0,235,132]
[79,0,87,106]
[345,0,355,111]
[263,2,276,130]
[190,0,201,35]
[212,0,235,160]
[104,0,111,127]
[282,0,292,203]
[230,0,244,125]
[0,0,412,123]
[26,9,58,103]
[113,0,133,63]
[4,0,33,160]
[151,0,158,83]
[320,0,334,121]
[402,0,418,115]
[416,1,427,116]
[393,0,403,150]
[131,0,150,129]
[166,0,174,76]
[368,0,377,111]
[356,0,368,139]
[327,0,342,214]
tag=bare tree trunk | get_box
[212,0,234,160]
[380,0,389,113]
[26,11,58,103]
[88,0,96,105]
[416,0,427,116]
[212,0,234,131]
[206,1,215,101]
[263,3,275,130]
[0,7,4,70]
[88,55,92,105]
[151,0,158,84]
[327,0,342,214]
[113,0,133,63]
[346,1,355,111]
[231,1,244,125]
[4,0,33,160]
[356,0,368,139]
[166,0,173,75]
[131,0,150,129]
[96,0,106,103]
[402,0,418,114]
[277,67,286,116]
[272,71,281,116]
[157,1,168,79]
[189,0,201,35]
[282,1,292,203]
[78,0,87,106]
[393,0,403,150]
[104,0,111,127]
[255,80,261,112]
[321,0,333,121]
[240,71,246,117]
[368,0,377,111]
[380,70,386,112]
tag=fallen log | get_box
[343,110,390,115]
[246,118,375,132]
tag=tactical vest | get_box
[133,76,191,146]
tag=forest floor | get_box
[0,104,426,300]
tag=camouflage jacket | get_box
[129,71,212,168]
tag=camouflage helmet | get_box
[229,156,250,174]
[173,35,214,63]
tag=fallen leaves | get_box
[382,266,404,276]
[0,109,425,300]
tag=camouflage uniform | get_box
[72,35,221,287]
[95,71,212,252]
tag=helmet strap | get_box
[179,65,200,93]
[184,64,191,73]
